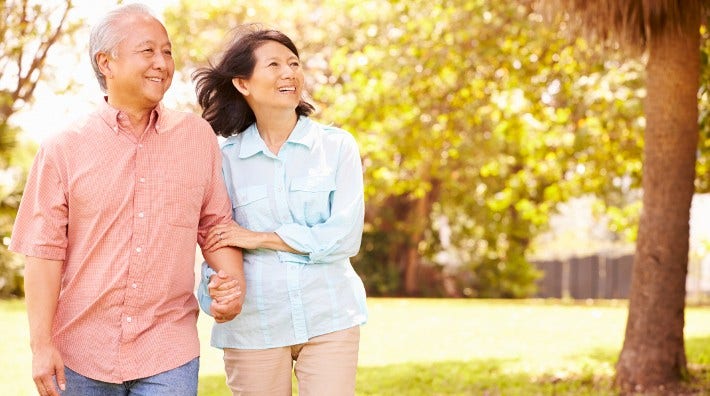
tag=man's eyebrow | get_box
[134,40,172,48]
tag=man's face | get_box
[104,15,174,111]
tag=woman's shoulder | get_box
[220,126,252,152]
[306,118,356,144]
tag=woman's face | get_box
[234,41,304,113]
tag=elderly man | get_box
[10,4,244,395]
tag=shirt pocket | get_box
[289,175,336,226]
[233,184,270,229]
[165,182,204,229]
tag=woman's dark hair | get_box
[193,25,315,137]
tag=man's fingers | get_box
[207,272,233,289]
[208,280,239,299]
[214,292,241,305]
[55,365,66,391]
[215,285,242,299]
[36,376,58,396]
[215,279,238,291]
[34,379,47,396]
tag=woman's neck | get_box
[255,111,298,154]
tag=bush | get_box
[0,245,23,298]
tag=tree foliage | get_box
[165,0,650,297]
[0,0,79,297]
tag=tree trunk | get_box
[403,178,441,296]
[615,7,700,391]
[403,194,429,295]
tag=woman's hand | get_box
[204,221,263,252]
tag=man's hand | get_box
[208,270,244,323]
[31,343,66,396]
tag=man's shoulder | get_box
[41,110,101,150]
[159,107,213,134]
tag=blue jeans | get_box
[59,357,199,396]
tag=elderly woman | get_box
[193,25,368,396]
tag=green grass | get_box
[2,298,709,395]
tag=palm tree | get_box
[543,0,706,391]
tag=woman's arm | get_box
[203,222,303,253]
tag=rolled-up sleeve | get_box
[197,261,217,316]
[275,134,364,264]
[9,143,69,260]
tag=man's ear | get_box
[232,77,249,96]
[96,52,113,80]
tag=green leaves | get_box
[165,0,649,296]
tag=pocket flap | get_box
[234,184,268,207]
[290,175,336,192]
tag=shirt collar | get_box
[98,97,164,135]
[238,116,316,158]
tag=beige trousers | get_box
[223,326,360,396]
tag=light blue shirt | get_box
[198,116,368,349]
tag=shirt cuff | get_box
[202,261,217,283]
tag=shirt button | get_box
[135,247,142,253]
[138,212,145,218]
[138,144,143,148]
[126,317,132,323]
[139,177,146,183]
[131,283,137,289]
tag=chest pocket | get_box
[233,184,270,230]
[289,175,336,226]
[165,183,204,229]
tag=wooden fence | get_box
[533,254,634,299]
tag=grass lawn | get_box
[2,298,709,395]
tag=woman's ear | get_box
[232,77,249,96]
[96,52,113,80]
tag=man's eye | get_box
[163,49,173,56]
[142,48,154,53]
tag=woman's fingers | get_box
[205,226,232,252]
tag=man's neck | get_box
[106,97,156,137]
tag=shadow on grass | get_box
[198,360,613,396]
[198,359,617,396]
[198,336,710,396]
[355,359,617,396]
[584,335,710,396]
[198,375,230,396]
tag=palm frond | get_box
[538,0,708,53]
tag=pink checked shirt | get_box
[10,99,232,382]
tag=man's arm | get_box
[201,246,245,322]
[24,256,66,396]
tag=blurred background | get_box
[4,0,709,301]
[2,1,710,394]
